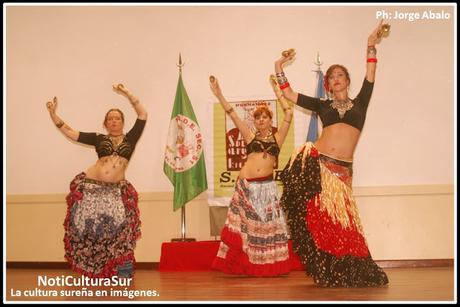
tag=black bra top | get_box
[246,134,280,157]
[77,118,146,161]
[296,78,374,131]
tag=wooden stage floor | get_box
[5,267,455,302]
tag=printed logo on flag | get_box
[165,114,203,173]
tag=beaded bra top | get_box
[246,134,280,157]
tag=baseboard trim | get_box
[6,259,453,270]
[376,259,454,268]
[6,184,454,204]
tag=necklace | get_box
[255,129,273,159]
[108,134,125,150]
[331,98,354,119]
[255,129,273,141]
[104,134,125,169]
[107,134,125,168]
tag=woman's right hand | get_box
[275,48,296,68]
[209,75,222,97]
[113,83,130,96]
[368,19,384,46]
[46,96,58,114]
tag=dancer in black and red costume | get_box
[274,21,389,287]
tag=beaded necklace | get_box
[331,98,354,119]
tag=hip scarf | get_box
[212,175,291,276]
[63,172,141,278]
[280,143,388,287]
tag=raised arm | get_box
[274,49,299,103]
[46,96,79,141]
[113,84,148,120]
[209,76,253,144]
[269,75,293,147]
[366,20,385,82]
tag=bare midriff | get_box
[314,123,361,161]
[85,155,129,182]
[239,152,276,179]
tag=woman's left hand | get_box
[113,83,130,95]
[368,19,384,46]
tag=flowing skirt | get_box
[212,175,291,276]
[280,143,388,287]
[63,172,141,278]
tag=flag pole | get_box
[171,53,196,243]
[314,51,323,72]
[306,52,323,143]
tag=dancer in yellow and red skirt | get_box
[274,20,389,287]
[46,83,147,278]
[209,75,293,276]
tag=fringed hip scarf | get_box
[212,175,291,276]
[64,172,141,278]
[280,142,388,287]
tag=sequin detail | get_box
[280,143,388,287]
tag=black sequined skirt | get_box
[280,143,388,287]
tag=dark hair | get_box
[324,64,351,94]
[103,108,125,128]
[253,105,273,119]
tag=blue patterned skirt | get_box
[63,172,141,278]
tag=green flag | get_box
[164,74,208,211]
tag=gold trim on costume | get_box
[318,161,365,236]
[319,151,353,163]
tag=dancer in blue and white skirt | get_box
[46,83,147,278]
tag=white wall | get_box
[5,4,456,263]
[5,4,455,195]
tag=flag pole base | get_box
[171,238,196,242]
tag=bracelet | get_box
[367,58,377,63]
[279,82,290,90]
[225,107,234,114]
[367,45,375,47]
[367,46,377,54]
[56,121,64,128]
[277,76,288,84]
[284,119,292,123]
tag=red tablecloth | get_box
[159,240,304,272]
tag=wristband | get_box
[279,82,290,90]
